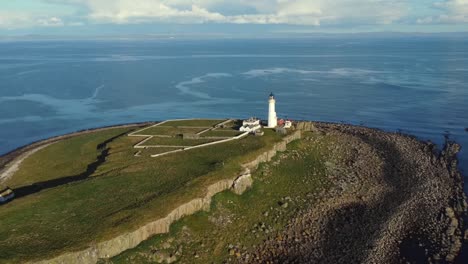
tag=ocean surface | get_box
[0,37,467,192]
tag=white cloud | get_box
[0,13,33,29]
[45,0,408,26]
[416,16,434,24]
[418,0,468,23]
[68,21,85,26]
[37,17,64,27]
[85,1,225,24]
[0,13,66,29]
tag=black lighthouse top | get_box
[269,92,275,98]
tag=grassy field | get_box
[162,119,226,127]
[0,124,284,263]
[110,132,333,263]
[136,126,205,136]
[200,130,243,137]
[136,147,183,156]
[219,120,241,129]
[2,127,135,189]
[142,137,220,147]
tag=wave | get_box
[0,115,45,125]
[0,62,45,70]
[91,85,105,100]
[175,73,232,99]
[328,68,384,76]
[0,83,242,124]
[241,66,463,92]
[0,84,106,123]
[16,69,41,76]
[242,67,385,78]
[242,68,319,78]
[0,54,409,64]
[0,93,97,116]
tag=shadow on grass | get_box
[12,130,132,200]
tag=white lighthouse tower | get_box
[267,92,278,128]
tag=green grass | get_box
[200,130,243,137]
[162,119,226,127]
[145,148,182,155]
[2,127,134,188]
[0,126,284,263]
[111,132,335,263]
[142,137,220,147]
[218,120,241,129]
[136,126,205,136]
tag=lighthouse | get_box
[267,92,278,128]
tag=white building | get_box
[240,124,262,133]
[239,117,261,133]
[284,120,292,128]
[267,92,278,128]
[243,117,260,127]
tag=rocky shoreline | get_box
[245,122,467,263]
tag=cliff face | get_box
[243,131,301,171]
[33,131,301,264]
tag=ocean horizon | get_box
[1,37,467,191]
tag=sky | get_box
[0,0,467,36]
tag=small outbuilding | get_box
[240,117,262,133]
[0,187,15,204]
[240,124,262,133]
[278,119,293,129]
[242,117,260,126]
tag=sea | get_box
[0,36,467,193]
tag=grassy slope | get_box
[2,127,133,188]
[0,126,283,263]
[162,119,226,127]
[136,126,205,136]
[142,137,220,147]
[110,132,334,263]
[200,130,243,137]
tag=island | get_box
[0,93,466,264]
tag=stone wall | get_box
[243,130,301,171]
[32,129,302,264]
[296,122,317,132]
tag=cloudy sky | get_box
[0,0,467,36]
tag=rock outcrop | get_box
[232,169,253,195]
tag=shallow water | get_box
[0,37,467,192]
